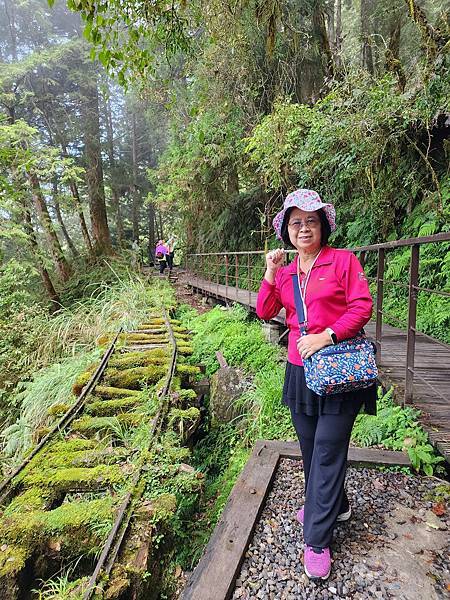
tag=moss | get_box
[125,336,169,345]
[108,349,169,369]
[149,493,177,523]
[49,439,97,453]
[122,333,168,343]
[47,403,71,417]
[86,397,142,416]
[175,365,201,376]
[173,333,190,341]
[134,327,166,334]
[105,365,167,390]
[178,389,197,402]
[21,464,124,491]
[171,325,188,333]
[424,483,450,503]
[141,318,165,326]
[72,414,141,433]
[72,369,95,396]
[97,334,112,346]
[94,385,141,398]
[0,544,29,577]
[3,497,115,547]
[177,345,194,355]
[4,488,54,517]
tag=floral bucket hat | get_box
[273,189,336,240]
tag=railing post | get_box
[225,254,229,299]
[360,250,366,269]
[235,254,238,301]
[405,244,420,405]
[375,248,385,362]
[216,255,219,296]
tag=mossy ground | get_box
[0,306,203,594]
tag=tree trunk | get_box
[104,90,123,246]
[81,75,113,255]
[312,6,334,79]
[335,0,342,71]
[385,12,406,91]
[59,142,93,253]
[131,112,140,243]
[28,171,71,282]
[226,165,240,197]
[361,0,374,74]
[23,204,61,312]
[147,203,156,264]
[69,178,93,253]
[403,0,444,59]
[52,178,79,259]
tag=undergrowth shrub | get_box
[352,388,445,476]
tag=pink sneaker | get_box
[296,505,351,525]
[304,545,331,579]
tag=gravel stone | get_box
[230,459,450,600]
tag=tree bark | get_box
[104,91,123,246]
[312,5,334,79]
[58,142,93,253]
[52,178,79,259]
[335,0,342,71]
[81,75,113,255]
[226,164,240,197]
[385,11,406,91]
[131,111,140,243]
[23,204,61,312]
[403,0,444,62]
[28,171,71,281]
[147,203,156,264]
[361,0,374,74]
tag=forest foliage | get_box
[0,1,449,460]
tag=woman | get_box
[155,240,169,274]
[256,189,377,581]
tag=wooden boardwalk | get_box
[188,275,450,463]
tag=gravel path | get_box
[232,459,449,600]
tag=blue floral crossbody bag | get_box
[291,258,378,396]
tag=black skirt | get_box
[282,362,377,416]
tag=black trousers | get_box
[290,407,360,548]
[166,252,174,270]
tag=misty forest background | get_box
[0,0,448,435]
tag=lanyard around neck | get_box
[296,249,322,326]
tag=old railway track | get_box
[0,307,202,599]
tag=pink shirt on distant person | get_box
[155,244,169,256]
[256,245,373,366]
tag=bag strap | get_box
[291,274,307,336]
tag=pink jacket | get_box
[155,244,169,256]
[256,246,373,366]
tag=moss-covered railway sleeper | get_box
[0,307,203,600]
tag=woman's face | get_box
[287,208,322,252]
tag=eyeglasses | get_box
[288,217,320,230]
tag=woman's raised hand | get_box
[264,248,284,283]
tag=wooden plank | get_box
[262,440,410,466]
[182,439,411,600]
[181,441,281,600]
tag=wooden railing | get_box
[185,232,450,404]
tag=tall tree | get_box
[28,171,72,281]
[361,0,374,74]
[80,69,113,254]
